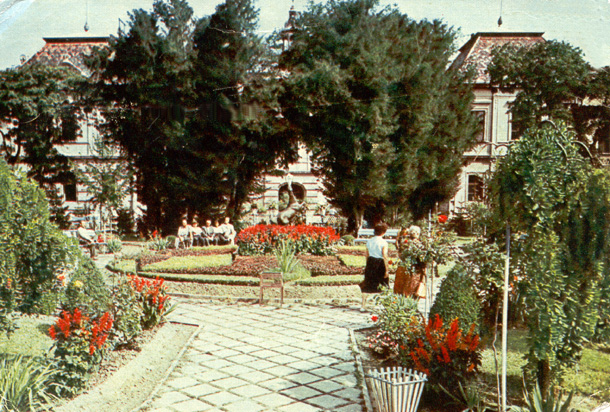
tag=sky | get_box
[0,0,609,69]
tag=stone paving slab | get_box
[144,300,372,412]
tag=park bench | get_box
[355,228,399,244]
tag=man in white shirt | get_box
[76,221,97,257]
[218,217,236,245]
[176,218,192,248]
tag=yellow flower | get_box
[73,280,84,289]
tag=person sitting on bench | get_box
[190,219,203,246]
[217,217,236,245]
[77,221,97,257]
[175,218,192,248]
[201,219,216,246]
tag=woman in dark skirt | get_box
[359,223,389,310]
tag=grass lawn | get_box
[0,315,54,357]
[479,329,609,411]
[338,254,366,267]
[143,254,233,271]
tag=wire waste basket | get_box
[367,367,427,412]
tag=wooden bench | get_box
[260,272,284,307]
[355,228,399,244]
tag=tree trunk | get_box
[537,359,552,398]
[346,208,363,236]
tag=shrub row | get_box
[144,256,277,276]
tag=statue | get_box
[277,181,305,225]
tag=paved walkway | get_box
[144,299,372,412]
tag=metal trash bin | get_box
[367,367,427,412]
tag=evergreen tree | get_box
[90,0,294,231]
[278,0,477,232]
[0,65,83,224]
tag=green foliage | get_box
[430,264,482,333]
[144,254,233,272]
[109,277,143,348]
[341,235,355,246]
[0,355,59,412]
[488,122,610,393]
[510,383,575,412]
[0,315,54,357]
[372,288,420,342]
[488,40,594,141]
[128,276,172,329]
[0,159,81,334]
[460,239,505,326]
[106,238,123,254]
[281,263,311,282]
[76,137,133,233]
[0,65,83,188]
[278,0,477,231]
[90,0,294,230]
[148,237,171,251]
[274,240,299,275]
[63,257,111,317]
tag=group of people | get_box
[176,217,236,248]
[359,223,426,310]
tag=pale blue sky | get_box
[0,0,608,69]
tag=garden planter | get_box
[367,366,427,412]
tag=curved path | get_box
[142,298,371,412]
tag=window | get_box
[473,110,486,142]
[509,114,520,141]
[467,174,485,202]
[63,183,77,201]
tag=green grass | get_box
[0,315,54,357]
[294,275,363,286]
[138,272,259,285]
[478,329,610,411]
[143,254,233,271]
[110,259,137,274]
[338,254,366,267]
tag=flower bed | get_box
[299,256,365,276]
[237,224,340,255]
[143,256,277,277]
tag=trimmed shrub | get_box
[0,159,81,332]
[63,257,111,317]
[430,264,481,333]
[237,224,340,256]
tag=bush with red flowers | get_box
[48,308,113,394]
[398,314,482,400]
[128,275,172,329]
[237,224,340,256]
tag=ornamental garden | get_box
[4,122,610,410]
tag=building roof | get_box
[23,37,108,76]
[451,32,545,84]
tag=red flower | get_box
[371,315,378,322]
[438,214,448,224]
